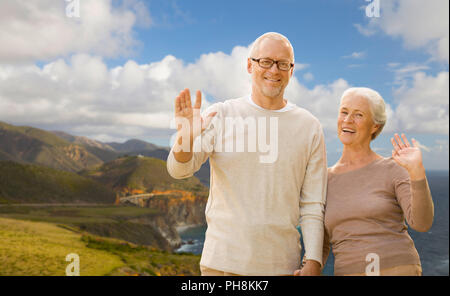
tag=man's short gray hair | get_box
[249,32,295,63]
[340,87,387,140]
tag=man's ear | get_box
[247,58,252,74]
[290,64,294,77]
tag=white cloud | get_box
[176,46,252,100]
[394,64,430,75]
[0,46,446,150]
[0,45,250,141]
[342,51,366,59]
[414,140,431,152]
[432,139,449,153]
[285,77,351,131]
[389,63,431,85]
[0,43,352,143]
[355,0,449,64]
[387,62,400,68]
[392,71,449,134]
[354,23,376,37]
[303,72,314,82]
[294,63,309,72]
[0,0,151,64]
[347,64,364,69]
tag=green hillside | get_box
[51,130,120,162]
[0,205,175,250]
[0,121,68,147]
[0,121,103,172]
[0,217,124,276]
[0,161,115,204]
[0,149,18,162]
[81,156,207,194]
[0,217,200,276]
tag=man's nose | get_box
[268,62,280,73]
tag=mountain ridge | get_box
[0,121,103,172]
[1,120,210,186]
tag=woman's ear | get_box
[371,124,380,137]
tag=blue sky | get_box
[114,0,435,88]
[0,0,448,169]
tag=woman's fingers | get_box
[392,149,399,157]
[391,137,400,152]
[401,133,411,147]
[391,133,415,152]
[394,133,405,149]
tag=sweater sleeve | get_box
[321,227,331,270]
[167,104,220,179]
[394,167,434,233]
[299,122,328,267]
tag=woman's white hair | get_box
[340,87,387,140]
[249,32,295,63]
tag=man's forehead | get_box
[256,38,293,59]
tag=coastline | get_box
[174,224,207,255]
[176,223,205,234]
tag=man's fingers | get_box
[293,269,301,276]
[185,88,192,108]
[205,112,217,124]
[199,112,217,134]
[175,96,181,113]
[201,112,217,131]
[180,90,187,110]
[194,90,202,109]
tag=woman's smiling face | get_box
[337,94,380,146]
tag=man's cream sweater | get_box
[167,96,327,275]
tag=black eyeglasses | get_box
[251,58,294,71]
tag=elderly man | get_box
[167,32,327,276]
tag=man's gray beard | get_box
[261,85,283,98]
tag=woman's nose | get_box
[343,114,353,122]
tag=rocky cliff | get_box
[144,190,208,226]
[121,189,208,250]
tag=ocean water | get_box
[176,171,449,276]
[176,225,207,255]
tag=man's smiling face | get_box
[248,38,294,99]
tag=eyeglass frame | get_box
[250,57,294,71]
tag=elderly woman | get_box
[321,87,434,276]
